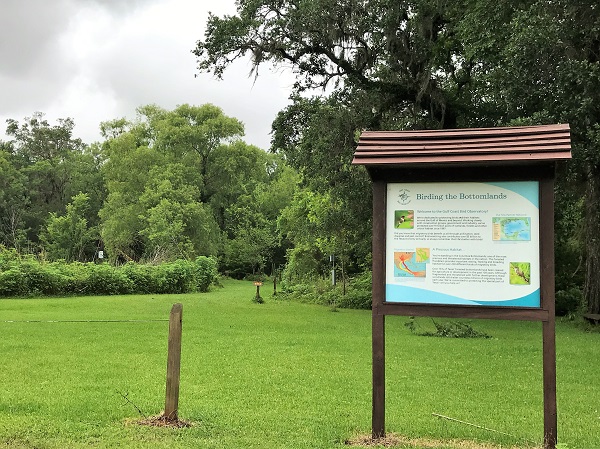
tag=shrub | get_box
[19,259,68,296]
[122,262,157,294]
[336,289,372,310]
[0,268,26,296]
[193,256,218,292]
[556,287,583,316]
[85,264,133,295]
[279,271,373,310]
[0,246,20,270]
[157,260,194,294]
[405,317,492,339]
[0,254,220,297]
[337,271,372,309]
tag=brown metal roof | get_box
[352,124,572,167]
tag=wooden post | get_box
[540,178,557,449]
[543,318,557,449]
[255,282,262,300]
[164,303,183,421]
[372,310,385,438]
[372,180,386,439]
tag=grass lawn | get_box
[0,279,598,449]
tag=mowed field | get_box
[0,279,598,449]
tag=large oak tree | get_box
[195,0,600,313]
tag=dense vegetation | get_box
[195,0,599,315]
[1,0,599,317]
[0,247,218,297]
[0,105,294,279]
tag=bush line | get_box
[0,248,218,297]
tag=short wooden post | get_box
[164,303,183,421]
[254,281,263,301]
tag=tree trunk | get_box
[583,166,600,314]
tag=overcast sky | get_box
[0,0,296,149]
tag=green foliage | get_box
[121,262,160,294]
[0,245,19,269]
[335,271,372,309]
[19,259,69,296]
[196,0,600,315]
[41,193,98,262]
[279,271,372,310]
[0,252,218,297]
[4,113,105,246]
[83,264,134,295]
[405,317,493,339]
[0,268,25,296]
[0,148,28,250]
[273,99,373,280]
[0,247,68,296]
[556,287,584,316]
[97,103,289,275]
[222,203,277,277]
[193,256,219,293]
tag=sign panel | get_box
[386,181,540,307]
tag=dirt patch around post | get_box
[133,413,192,428]
[345,433,541,449]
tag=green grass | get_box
[0,279,598,449]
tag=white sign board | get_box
[386,181,540,307]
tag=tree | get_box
[197,0,600,314]
[272,95,373,280]
[456,0,600,313]
[193,0,483,285]
[138,163,222,261]
[220,156,298,277]
[195,0,472,130]
[99,129,161,261]
[3,113,104,249]
[0,145,28,250]
[6,114,85,235]
[41,193,97,262]
[205,139,273,228]
[99,103,281,265]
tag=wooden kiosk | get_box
[352,124,572,449]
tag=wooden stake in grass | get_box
[164,303,183,421]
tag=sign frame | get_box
[369,165,557,446]
[353,124,572,449]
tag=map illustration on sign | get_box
[394,248,429,278]
[492,217,531,241]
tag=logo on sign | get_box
[397,189,411,205]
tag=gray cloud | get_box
[0,1,69,76]
[0,0,292,149]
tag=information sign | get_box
[386,181,540,307]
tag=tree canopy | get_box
[0,105,295,277]
[195,0,600,313]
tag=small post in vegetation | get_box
[164,303,183,421]
[273,276,277,296]
[254,281,263,303]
